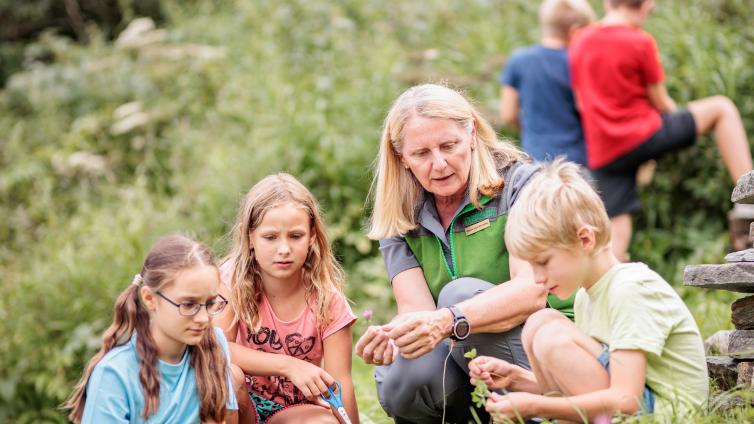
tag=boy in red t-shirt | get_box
[570,0,752,260]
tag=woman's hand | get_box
[387,309,452,359]
[469,356,519,390]
[355,325,395,365]
[283,357,335,399]
[485,392,538,422]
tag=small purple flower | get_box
[362,309,373,323]
[593,415,611,424]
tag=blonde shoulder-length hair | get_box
[223,173,345,333]
[368,84,524,240]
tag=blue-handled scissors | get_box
[321,381,352,424]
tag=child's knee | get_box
[695,94,737,117]
[522,309,565,348]
[530,320,575,361]
[706,94,737,115]
[720,95,738,115]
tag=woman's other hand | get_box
[386,309,453,359]
[355,325,395,365]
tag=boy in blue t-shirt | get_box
[499,0,594,165]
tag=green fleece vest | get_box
[404,196,575,318]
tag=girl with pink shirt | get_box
[216,173,358,424]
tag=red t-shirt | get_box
[569,24,665,168]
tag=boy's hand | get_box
[469,356,518,390]
[485,391,538,422]
[469,355,542,393]
[283,357,335,399]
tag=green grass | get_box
[352,355,391,424]
[350,351,754,423]
[2,0,754,422]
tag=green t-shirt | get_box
[575,263,708,418]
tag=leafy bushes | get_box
[0,0,165,85]
[1,0,753,421]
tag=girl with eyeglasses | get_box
[65,234,244,423]
[215,174,358,424]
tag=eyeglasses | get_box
[155,292,229,316]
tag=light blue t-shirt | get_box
[500,44,587,166]
[81,327,238,424]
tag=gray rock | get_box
[733,296,754,330]
[684,263,754,293]
[707,356,738,391]
[731,203,754,219]
[732,171,754,204]
[726,249,754,263]
[729,330,754,359]
[709,392,745,412]
[738,361,754,388]
[705,330,733,355]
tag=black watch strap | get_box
[447,305,470,341]
[448,305,464,320]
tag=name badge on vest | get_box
[464,218,490,236]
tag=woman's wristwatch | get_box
[446,305,471,341]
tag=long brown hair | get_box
[224,173,345,333]
[65,235,230,422]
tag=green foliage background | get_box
[1,0,753,422]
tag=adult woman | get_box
[355,84,574,423]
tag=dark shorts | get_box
[592,109,697,217]
[597,344,656,414]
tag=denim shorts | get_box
[597,344,655,414]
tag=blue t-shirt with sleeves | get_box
[500,44,586,166]
[81,326,238,424]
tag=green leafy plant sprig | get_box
[464,348,492,424]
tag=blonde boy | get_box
[468,161,708,422]
[499,0,594,166]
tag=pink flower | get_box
[593,415,611,424]
[362,309,373,322]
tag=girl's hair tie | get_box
[131,274,143,287]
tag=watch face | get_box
[455,319,471,339]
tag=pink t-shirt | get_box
[220,262,356,407]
